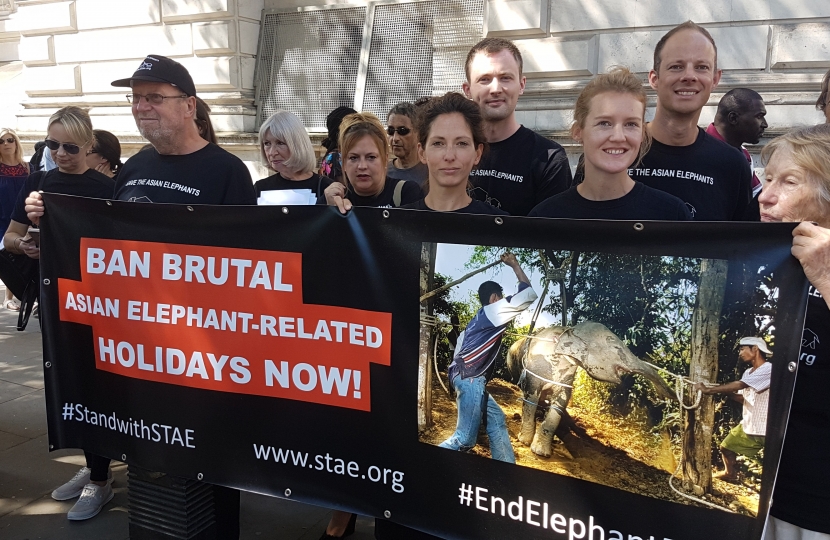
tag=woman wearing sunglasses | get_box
[386,102,428,186]
[0,128,29,310]
[3,106,116,521]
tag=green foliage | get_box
[446,246,778,452]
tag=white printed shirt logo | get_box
[138,62,154,72]
[685,202,696,218]
[802,328,820,350]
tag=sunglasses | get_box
[387,126,411,136]
[126,93,188,105]
[44,139,81,155]
[1,137,15,144]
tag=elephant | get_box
[506,321,676,458]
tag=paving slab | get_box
[0,360,44,389]
[0,430,28,452]
[0,379,40,405]
[0,390,48,439]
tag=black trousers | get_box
[84,451,111,482]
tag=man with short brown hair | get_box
[630,22,755,221]
[463,38,571,216]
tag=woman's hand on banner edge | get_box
[793,221,830,307]
[324,182,352,215]
[24,191,44,226]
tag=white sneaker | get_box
[51,467,113,501]
[67,483,114,521]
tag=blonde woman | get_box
[529,67,690,220]
[3,107,116,521]
[0,128,29,309]
[323,112,421,214]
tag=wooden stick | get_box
[420,259,502,302]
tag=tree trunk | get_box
[682,258,728,494]
[417,243,437,433]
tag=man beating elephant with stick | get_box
[439,253,538,463]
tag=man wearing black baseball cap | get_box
[25,54,253,537]
[108,54,255,204]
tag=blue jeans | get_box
[439,374,515,463]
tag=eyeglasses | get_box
[126,93,188,105]
[86,149,100,156]
[44,139,81,155]
[387,126,411,136]
[1,137,15,144]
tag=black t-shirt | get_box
[253,172,333,200]
[114,143,256,205]
[322,177,421,208]
[771,287,830,533]
[11,169,115,226]
[402,198,509,215]
[630,129,755,221]
[528,182,692,220]
[470,125,572,216]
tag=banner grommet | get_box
[384,510,391,518]
[284,488,292,497]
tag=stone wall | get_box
[0,0,264,171]
[0,0,827,168]
[265,0,830,156]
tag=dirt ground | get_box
[419,376,760,517]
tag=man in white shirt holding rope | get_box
[695,337,772,483]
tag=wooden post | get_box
[682,258,728,494]
[417,243,437,433]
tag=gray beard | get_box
[139,125,177,152]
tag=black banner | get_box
[40,194,807,540]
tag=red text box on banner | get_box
[58,238,392,411]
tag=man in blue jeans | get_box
[440,253,537,462]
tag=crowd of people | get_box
[0,17,827,540]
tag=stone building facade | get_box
[0,0,827,175]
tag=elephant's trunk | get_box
[627,362,677,402]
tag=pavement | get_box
[0,284,377,540]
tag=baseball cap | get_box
[739,337,772,356]
[111,55,196,97]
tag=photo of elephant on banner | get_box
[507,321,677,459]
[420,245,782,518]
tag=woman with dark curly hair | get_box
[84,129,123,179]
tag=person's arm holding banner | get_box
[792,221,830,309]
[3,220,39,259]
[24,191,44,226]
[324,181,352,214]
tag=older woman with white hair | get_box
[254,109,333,205]
[759,123,830,540]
